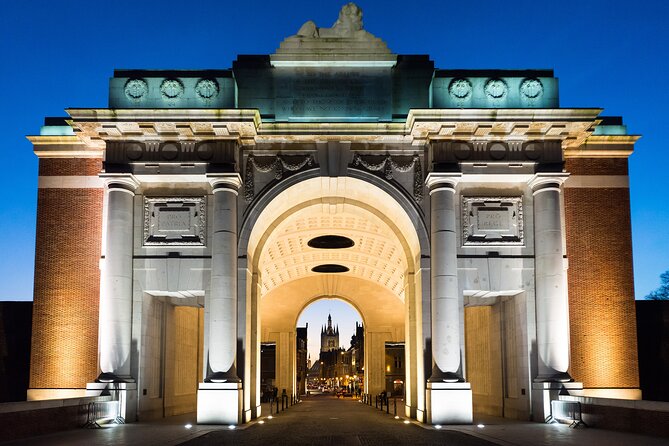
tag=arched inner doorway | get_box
[241,175,428,421]
[295,298,364,396]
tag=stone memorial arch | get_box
[27,3,640,427]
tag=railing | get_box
[545,400,587,428]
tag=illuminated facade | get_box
[27,3,640,426]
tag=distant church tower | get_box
[320,314,339,352]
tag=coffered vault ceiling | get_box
[258,205,408,302]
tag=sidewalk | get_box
[1,396,667,446]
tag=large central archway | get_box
[239,172,430,421]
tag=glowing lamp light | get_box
[228,425,236,430]
[258,420,265,424]
[184,423,193,429]
[267,415,273,419]
[435,425,442,430]
[394,416,399,419]
[403,420,410,424]
[477,424,485,428]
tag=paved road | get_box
[180,394,495,446]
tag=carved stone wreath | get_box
[520,78,543,99]
[448,78,472,100]
[124,78,148,101]
[351,153,423,202]
[195,79,219,100]
[244,154,315,202]
[160,78,184,99]
[484,78,507,99]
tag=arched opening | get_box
[296,298,363,396]
[240,174,428,421]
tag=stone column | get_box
[427,175,462,382]
[206,175,241,382]
[425,173,472,425]
[529,174,572,382]
[87,175,139,423]
[97,176,138,382]
[198,174,242,425]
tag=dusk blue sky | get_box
[1,1,667,352]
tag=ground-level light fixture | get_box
[185,423,192,429]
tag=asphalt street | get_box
[180,394,495,446]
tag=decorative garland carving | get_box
[244,154,315,202]
[352,153,424,202]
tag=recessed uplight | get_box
[228,425,236,430]
[311,264,350,273]
[403,420,410,424]
[258,420,265,424]
[394,416,399,419]
[184,423,192,429]
[477,423,485,428]
[308,235,355,249]
[435,425,442,429]
[267,415,273,419]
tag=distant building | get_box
[385,343,405,397]
[315,314,364,392]
[320,314,339,352]
[296,325,308,395]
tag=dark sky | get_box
[0,0,667,301]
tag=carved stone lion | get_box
[296,3,373,39]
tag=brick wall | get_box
[30,158,103,391]
[564,157,639,389]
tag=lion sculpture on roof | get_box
[296,3,373,39]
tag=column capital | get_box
[100,174,140,193]
[528,173,570,193]
[207,173,242,193]
[425,172,462,194]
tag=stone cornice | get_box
[27,135,104,158]
[408,109,603,149]
[65,108,261,147]
[564,135,639,158]
[48,108,632,152]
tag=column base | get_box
[86,381,137,423]
[531,381,583,422]
[427,381,473,424]
[197,382,242,425]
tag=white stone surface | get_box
[428,176,462,376]
[427,382,473,424]
[197,382,242,425]
[530,175,571,378]
[207,177,240,378]
[99,179,137,378]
